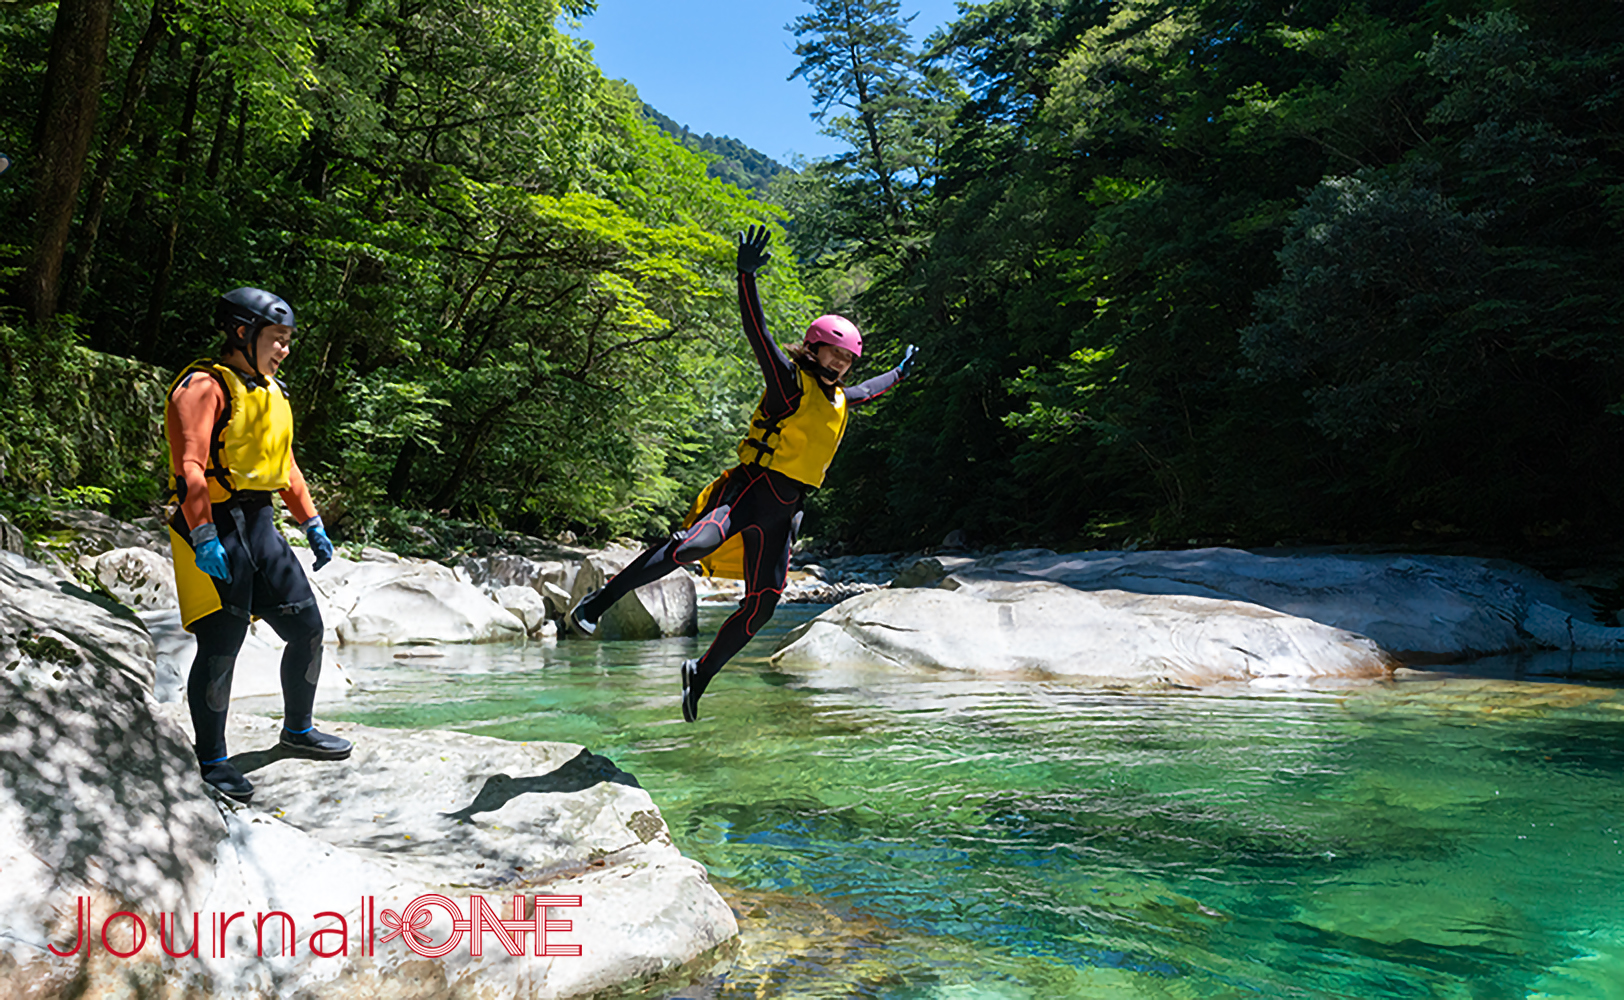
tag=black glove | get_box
[737,225,773,275]
[897,343,920,380]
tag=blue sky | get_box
[565,0,967,164]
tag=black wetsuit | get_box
[171,493,323,763]
[577,271,900,699]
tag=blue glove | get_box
[736,224,773,275]
[897,344,920,380]
[195,538,231,582]
[304,517,334,571]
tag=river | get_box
[323,603,1624,999]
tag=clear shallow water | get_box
[323,604,1624,999]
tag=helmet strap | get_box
[227,322,266,386]
[795,352,845,388]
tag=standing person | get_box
[569,226,920,721]
[165,287,351,803]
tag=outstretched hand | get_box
[736,225,773,275]
[897,343,921,380]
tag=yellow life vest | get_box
[736,367,847,488]
[165,360,295,502]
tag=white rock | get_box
[940,548,1601,659]
[0,563,736,998]
[91,546,178,610]
[494,585,550,635]
[539,580,574,617]
[772,583,1394,686]
[569,549,696,640]
[287,547,525,646]
[337,575,526,646]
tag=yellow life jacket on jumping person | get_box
[165,360,295,502]
[736,367,848,488]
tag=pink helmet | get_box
[804,314,863,357]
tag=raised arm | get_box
[736,226,800,415]
[846,344,920,409]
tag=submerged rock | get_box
[772,582,1395,686]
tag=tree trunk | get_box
[840,4,903,234]
[387,440,420,501]
[204,73,235,183]
[233,92,248,168]
[62,0,172,322]
[22,0,114,323]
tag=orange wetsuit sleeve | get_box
[280,453,318,524]
[167,373,226,534]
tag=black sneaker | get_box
[200,759,254,803]
[680,658,701,723]
[569,589,602,636]
[279,727,353,760]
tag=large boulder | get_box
[336,574,526,645]
[771,582,1395,686]
[0,558,736,998]
[298,548,526,646]
[569,549,696,641]
[922,548,1604,660]
[35,509,170,561]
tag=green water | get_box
[326,605,1624,999]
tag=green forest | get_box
[3,0,1622,560]
[641,104,788,195]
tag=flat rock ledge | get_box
[893,547,1616,660]
[0,559,735,999]
[772,582,1396,687]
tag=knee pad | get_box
[204,654,236,712]
[304,633,324,684]
[673,521,726,564]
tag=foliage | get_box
[9,0,1624,558]
[0,322,168,522]
[800,0,1624,552]
[641,103,788,196]
[2,0,801,546]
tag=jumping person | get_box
[165,287,350,803]
[569,226,920,721]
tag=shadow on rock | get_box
[443,748,641,822]
[228,743,308,774]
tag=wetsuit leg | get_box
[238,498,324,734]
[574,475,740,623]
[253,601,324,734]
[686,471,801,703]
[188,610,250,764]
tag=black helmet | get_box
[216,287,295,345]
[215,288,295,378]
[215,287,295,378]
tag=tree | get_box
[789,0,936,243]
[21,0,113,322]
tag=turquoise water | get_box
[326,604,1624,999]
